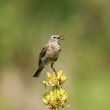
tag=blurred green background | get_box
[0,0,110,110]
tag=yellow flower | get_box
[42,88,68,109]
[57,70,63,79]
[43,98,48,104]
[42,70,67,87]
[47,72,51,77]
[42,70,69,109]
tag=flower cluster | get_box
[42,70,67,86]
[42,70,69,110]
[43,88,68,109]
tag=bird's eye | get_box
[53,36,56,38]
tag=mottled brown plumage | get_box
[33,35,63,77]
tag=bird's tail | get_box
[33,66,43,77]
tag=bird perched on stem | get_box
[33,35,64,78]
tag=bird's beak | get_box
[59,35,64,40]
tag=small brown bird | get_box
[33,35,63,77]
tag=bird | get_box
[33,35,63,78]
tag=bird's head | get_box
[49,35,64,42]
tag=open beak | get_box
[59,35,64,40]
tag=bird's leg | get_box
[51,62,57,76]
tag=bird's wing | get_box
[38,44,49,66]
